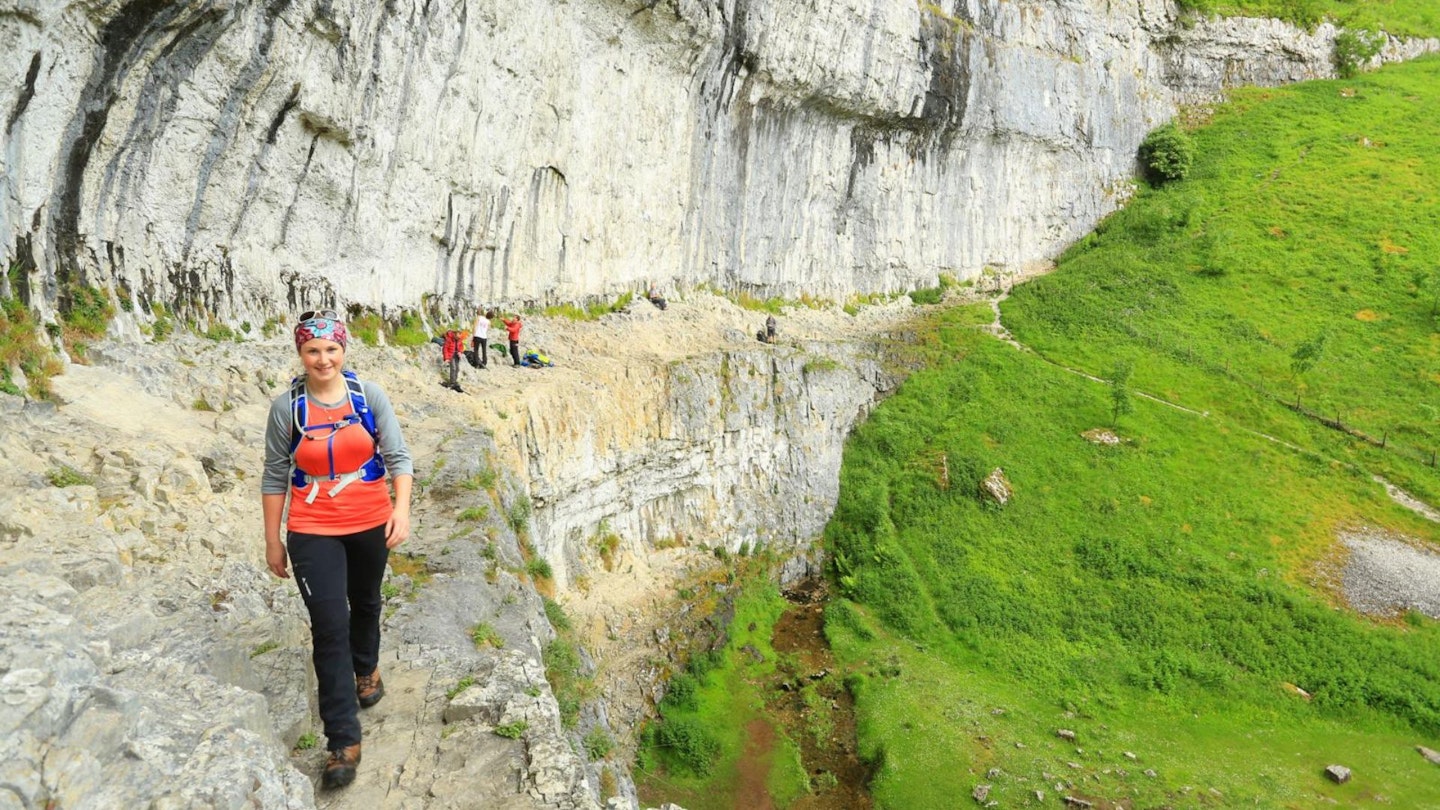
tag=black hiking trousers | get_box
[288,523,389,751]
[508,339,521,366]
[471,335,487,367]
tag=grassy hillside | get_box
[635,55,1440,810]
[823,55,1440,807]
[1006,55,1440,502]
[1190,0,1440,38]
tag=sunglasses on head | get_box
[299,309,341,321]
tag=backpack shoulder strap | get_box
[289,375,308,452]
[345,372,387,481]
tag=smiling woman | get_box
[260,311,415,791]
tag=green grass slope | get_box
[1006,55,1440,502]
[1191,0,1440,38]
[826,56,1440,808]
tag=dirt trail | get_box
[299,656,437,808]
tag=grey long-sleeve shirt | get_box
[261,378,414,494]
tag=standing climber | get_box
[471,307,491,369]
[502,313,523,367]
[440,328,467,392]
[757,314,778,344]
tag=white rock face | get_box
[513,340,898,588]
[4,1,1431,327]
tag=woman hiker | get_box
[261,310,414,790]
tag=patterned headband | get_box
[294,317,348,352]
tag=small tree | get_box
[1334,27,1385,79]
[1109,361,1134,427]
[1290,329,1329,404]
[1138,123,1195,185]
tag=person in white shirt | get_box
[471,307,492,369]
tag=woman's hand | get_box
[266,540,290,578]
[387,475,414,549]
[386,509,411,549]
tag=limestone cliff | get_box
[4,1,1432,329]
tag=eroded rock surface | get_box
[0,292,903,808]
[5,1,1433,325]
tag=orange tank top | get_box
[286,398,393,535]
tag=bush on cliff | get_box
[1138,123,1195,185]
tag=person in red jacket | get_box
[440,329,467,392]
[501,314,522,367]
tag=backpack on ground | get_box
[288,370,386,504]
[521,350,553,368]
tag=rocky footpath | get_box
[0,290,909,808]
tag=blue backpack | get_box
[289,370,386,503]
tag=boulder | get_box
[980,468,1013,506]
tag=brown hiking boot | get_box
[356,669,385,708]
[321,743,361,789]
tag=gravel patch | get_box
[1340,528,1440,618]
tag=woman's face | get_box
[299,338,345,384]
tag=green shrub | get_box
[446,675,475,699]
[150,303,174,342]
[463,466,498,490]
[458,505,490,522]
[203,322,237,342]
[46,464,92,488]
[494,721,528,739]
[506,496,532,534]
[655,717,721,776]
[1138,123,1195,185]
[59,284,114,360]
[584,726,614,759]
[543,639,588,728]
[660,674,699,712]
[526,557,553,581]
[392,311,429,347]
[348,312,384,346]
[471,622,503,649]
[543,597,570,631]
[61,284,112,339]
[543,292,635,321]
[294,732,318,750]
[1334,28,1385,79]
[595,530,621,571]
[0,296,60,399]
